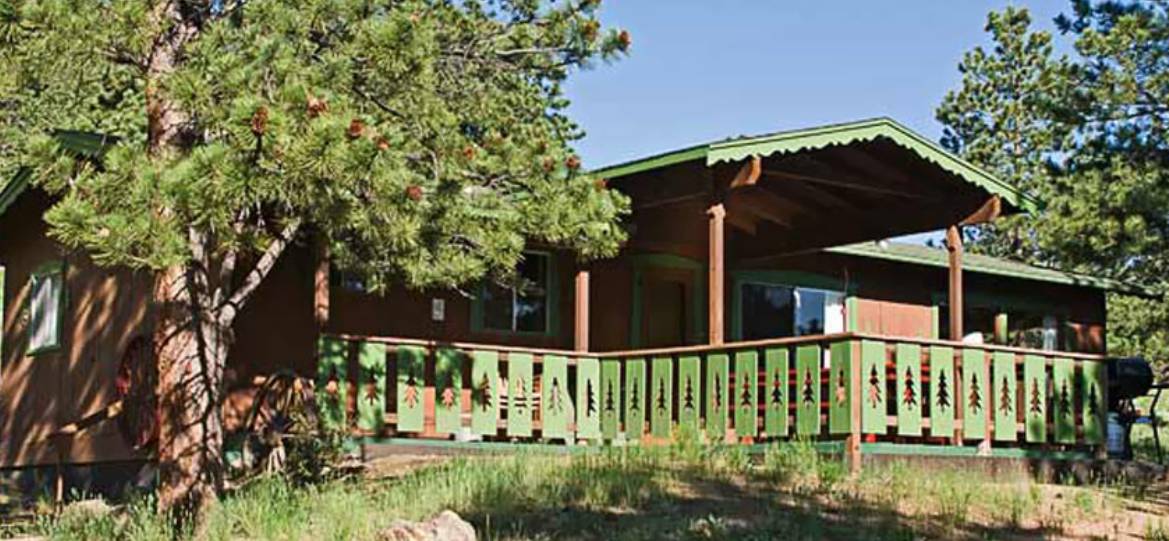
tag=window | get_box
[740,283,843,340]
[28,263,63,353]
[481,252,550,333]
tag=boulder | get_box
[377,510,476,541]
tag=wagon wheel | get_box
[115,336,159,450]
[243,369,317,437]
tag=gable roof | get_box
[0,131,115,217]
[590,117,1041,213]
[826,241,1157,298]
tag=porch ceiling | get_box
[596,118,1039,257]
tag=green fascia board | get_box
[587,144,707,180]
[827,241,1158,298]
[705,117,1040,213]
[0,130,117,219]
[0,167,32,218]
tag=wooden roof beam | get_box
[729,155,762,189]
[761,168,931,200]
[959,195,1003,226]
[726,188,797,228]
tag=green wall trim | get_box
[629,253,706,347]
[859,442,1093,461]
[729,269,856,341]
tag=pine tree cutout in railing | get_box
[801,368,815,406]
[586,379,597,417]
[1029,378,1042,414]
[513,377,527,413]
[714,374,723,409]
[968,372,982,414]
[902,366,918,409]
[630,378,641,412]
[998,376,1013,415]
[364,367,379,405]
[834,368,847,406]
[656,378,668,414]
[476,372,492,411]
[770,371,784,408]
[683,377,696,411]
[604,380,615,413]
[867,364,882,408]
[739,374,753,410]
[441,377,456,409]
[935,369,950,411]
[1087,384,1099,415]
[549,377,564,414]
[1057,380,1071,416]
[404,371,420,409]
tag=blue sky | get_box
[565,0,1066,169]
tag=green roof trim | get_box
[589,117,1041,213]
[0,130,117,218]
[826,241,1158,298]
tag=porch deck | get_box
[317,331,1109,467]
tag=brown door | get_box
[640,269,692,347]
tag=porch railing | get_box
[316,332,1109,458]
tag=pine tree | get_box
[441,386,456,409]
[999,376,1013,414]
[0,0,630,521]
[477,372,493,411]
[549,377,564,414]
[714,374,724,410]
[404,371,420,409]
[364,367,379,405]
[1029,378,1042,414]
[1057,380,1071,416]
[604,381,616,413]
[936,369,951,411]
[656,378,668,414]
[902,367,918,408]
[834,368,847,406]
[770,371,784,407]
[1087,385,1099,416]
[513,377,528,413]
[801,369,815,406]
[684,377,696,411]
[586,379,598,417]
[867,364,882,408]
[739,375,753,409]
[968,373,982,414]
[629,378,640,412]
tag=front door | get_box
[640,268,693,347]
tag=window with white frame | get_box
[28,265,63,352]
[740,282,844,340]
[481,252,550,333]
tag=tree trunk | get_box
[154,264,231,525]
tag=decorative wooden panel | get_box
[651,356,674,439]
[470,350,500,436]
[861,340,886,434]
[434,348,464,435]
[734,351,758,438]
[928,346,955,438]
[625,358,647,440]
[576,357,602,440]
[795,345,821,436]
[1081,360,1106,444]
[961,349,987,441]
[828,341,853,435]
[992,351,1017,442]
[356,341,386,433]
[600,359,621,440]
[1024,355,1047,443]
[1052,358,1076,444]
[395,345,426,433]
[706,353,729,441]
[677,355,702,437]
[763,348,789,437]
[317,337,348,431]
[895,343,922,436]
[541,355,572,439]
[507,352,534,437]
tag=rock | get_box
[377,510,476,541]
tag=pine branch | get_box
[218,218,301,326]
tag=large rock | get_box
[377,510,476,541]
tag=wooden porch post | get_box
[574,268,590,352]
[708,203,726,345]
[314,234,330,329]
[945,225,963,341]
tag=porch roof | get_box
[827,241,1158,298]
[591,117,1040,213]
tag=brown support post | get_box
[848,339,863,474]
[574,268,590,352]
[945,225,963,341]
[314,235,330,329]
[708,203,726,345]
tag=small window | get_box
[481,252,550,333]
[28,264,63,353]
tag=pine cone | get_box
[306,96,328,118]
[405,185,424,201]
[565,155,581,170]
[347,118,365,139]
[376,136,391,151]
[251,106,269,136]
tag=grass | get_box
[29,440,1169,540]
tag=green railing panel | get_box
[435,348,464,435]
[961,349,987,440]
[706,353,730,441]
[395,345,426,433]
[507,352,534,437]
[1082,360,1106,444]
[928,346,955,439]
[471,350,500,436]
[795,345,822,436]
[829,341,853,435]
[1052,358,1076,444]
[600,359,621,440]
[356,341,387,433]
[763,348,789,437]
[861,340,886,434]
[992,351,1017,442]
[1024,355,1047,443]
[576,357,602,440]
[317,337,348,431]
[651,356,674,439]
[625,358,647,441]
[678,355,702,437]
[541,355,572,439]
[895,343,923,436]
[734,351,759,438]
